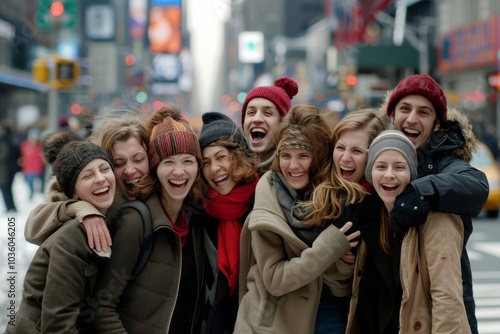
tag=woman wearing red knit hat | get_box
[382,73,488,334]
[241,76,299,174]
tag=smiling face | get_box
[73,159,116,215]
[371,150,411,212]
[391,95,440,149]
[156,153,198,205]
[243,98,282,160]
[279,148,312,190]
[202,145,237,195]
[112,137,150,200]
[333,129,370,183]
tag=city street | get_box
[0,173,499,331]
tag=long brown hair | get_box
[305,109,387,227]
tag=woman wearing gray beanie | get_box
[6,132,117,334]
[346,130,470,333]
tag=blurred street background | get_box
[1,0,500,331]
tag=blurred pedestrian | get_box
[20,128,45,200]
[346,130,470,333]
[0,122,20,212]
[383,73,489,333]
[197,112,259,333]
[5,132,117,334]
[241,76,298,174]
[235,105,361,334]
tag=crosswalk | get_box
[473,273,500,333]
[468,238,500,333]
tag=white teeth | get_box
[341,166,354,172]
[170,180,186,185]
[214,175,228,182]
[404,128,420,134]
[382,184,399,189]
[125,178,140,185]
[93,187,109,195]
[251,128,267,134]
[290,172,304,178]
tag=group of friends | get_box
[5,73,489,334]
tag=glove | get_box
[389,185,433,234]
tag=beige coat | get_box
[235,172,353,334]
[346,211,471,334]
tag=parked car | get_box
[471,142,500,218]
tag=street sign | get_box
[238,31,265,63]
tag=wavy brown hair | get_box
[305,108,387,227]
[203,138,259,186]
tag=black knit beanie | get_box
[199,112,248,152]
[51,139,113,198]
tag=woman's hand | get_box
[339,221,360,248]
[82,216,112,252]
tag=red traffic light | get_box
[50,1,65,17]
[346,74,358,87]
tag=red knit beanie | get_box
[386,74,447,124]
[149,115,202,169]
[241,76,299,126]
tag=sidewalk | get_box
[0,172,45,331]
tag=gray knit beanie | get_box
[199,112,248,152]
[43,132,113,198]
[365,130,418,185]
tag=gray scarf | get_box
[272,172,322,247]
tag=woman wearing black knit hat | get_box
[6,132,116,334]
[197,111,259,333]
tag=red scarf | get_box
[358,176,373,192]
[162,205,191,247]
[204,174,259,295]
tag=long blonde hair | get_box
[305,109,387,227]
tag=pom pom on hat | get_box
[386,74,447,124]
[365,130,418,185]
[199,112,247,152]
[149,108,202,169]
[42,132,113,198]
[241,76,299,126]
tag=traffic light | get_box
[32,54,79,89]
[49,1,64,16]
[36,0,77,29]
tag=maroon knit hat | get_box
[386,74,447,124]
[241,76,299,126]
[149,115,202,169]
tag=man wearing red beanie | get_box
[383,73,488,334]
[241,76,298,174]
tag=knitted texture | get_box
[277,125,313,152]
[365,130,418,185]
[241,76,299,126]
[387,74,447,123]
[149,115,202,169]
[199,112,247,151]
[52,141,113,198]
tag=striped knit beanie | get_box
[149,115,202,169]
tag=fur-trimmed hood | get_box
[379,91,477,162]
